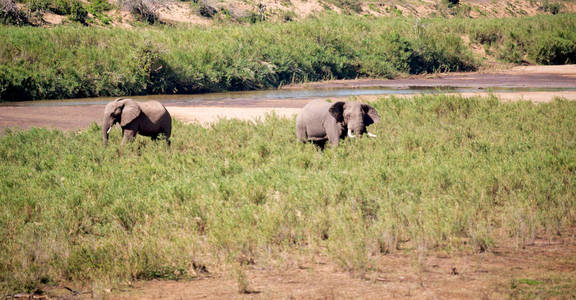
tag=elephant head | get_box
[102,98,141,146]
[328,101,380,138]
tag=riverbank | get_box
[2,14,575,101]
[1,65,575,130]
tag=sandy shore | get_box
[166,91,576,126]
[1,65,575,131]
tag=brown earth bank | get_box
[1,65,575,131]
[284,65,576,89]
[37,233,576,299]
[17,0,576,27]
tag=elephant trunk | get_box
[102,117,112,146]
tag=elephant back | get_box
[139,101,171,123]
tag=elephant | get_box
[296,100,380,148]
[102,98,172,146]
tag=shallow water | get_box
[2,86,574,107]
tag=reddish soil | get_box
[42,235,576,299]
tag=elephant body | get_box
[102,98,171,146]
[296,100,380,147]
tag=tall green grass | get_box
[1,95,575,293]
[1,14,574,102]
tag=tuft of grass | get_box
[1,95,575,294]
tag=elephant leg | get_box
[296,117,308,143]
[164,129,171,146]
[326,127,342,147]
[121,129,137,145]
[312,140,327,150]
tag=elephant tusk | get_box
[107,127,112,134]
[347,128,356,138]
[367,132,377,138]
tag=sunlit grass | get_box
[1,95,575,293]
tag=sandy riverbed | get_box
[1,65,575,130]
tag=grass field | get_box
[1,95,575,293]
[1,13,575,101]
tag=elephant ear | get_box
[328,101,346,123]
[120,99,141,127]
[362,104,380,126]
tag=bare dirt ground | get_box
[1,65,575,131]
[44,234,576,299]
[286,65,576,89]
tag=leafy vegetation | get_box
[122,0,160,24]
[1,95,575,294]
[461,14,576,64]
[1,14,574,101]
[0,0,27,25]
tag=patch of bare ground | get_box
[285,65,576,89]
[168,107,301,126]
[1,65,575,131]
[70,233,575,299]
[156,1,212,26]
[41,12,65,25]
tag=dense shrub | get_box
[1,14,575,101]
[86,0,113,24]
[67,0,87,23]
[122,0,160,24]
[530,36,576,64]
[197,0,217,18]
[0,0,27,24]
[539,1,563,15]
[25,0,49,12]
[463,14,576,64]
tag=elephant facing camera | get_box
[296,100,380,149]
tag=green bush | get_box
[86,0,113,24]
[530,36,576,64]
[1,14,575,101]
[25,0,50,12]
[67,0,87,23]
[123,0,159,24]
[539,1,563,15]
[51,0,71,14]
[0,0,27,25]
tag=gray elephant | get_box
[102,98,172,146]
[296,100,380,148]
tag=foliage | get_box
[86,0,113,24]
[461,14,576,64]
[1,95,575,293]
[530,35,576,64]
[122,0,160,24]
[67,0,87,23]
[0,0,27,25]
[0,14,575,101]
[197,0,217,18]
[443,0,459,8]
[539,0,563,15]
